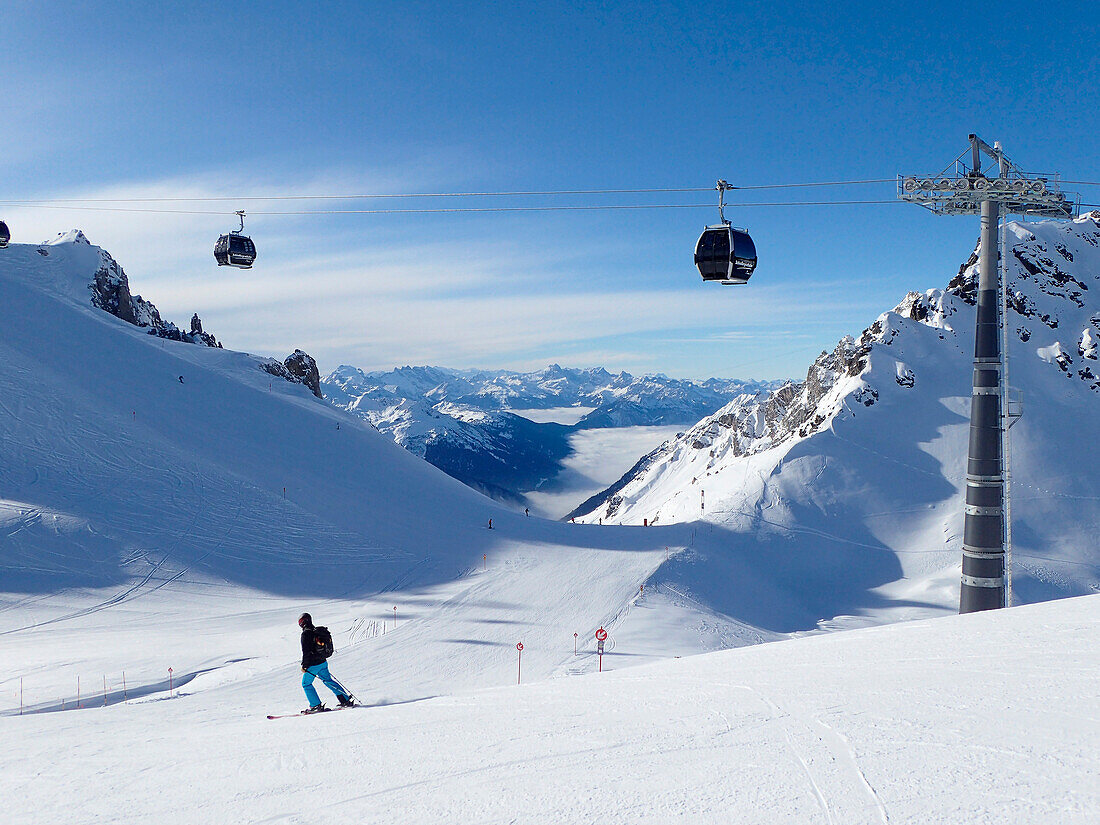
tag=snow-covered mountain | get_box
[0,231,688,704]
[28,229,325,397]
[50,229,223,348]
[5,228,1098,825]
[573,213,1100,609]
[329,363,772,419]
[324,367,573,503]
[323,364,778,505]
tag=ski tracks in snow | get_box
[742,685,890,825]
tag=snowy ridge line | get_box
[568,213,1100,611]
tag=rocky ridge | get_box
[46,230,324,398]
[572,212,1100,531]
[51,230,225,349]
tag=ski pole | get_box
[328,674,356,700]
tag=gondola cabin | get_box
[0,220,10,248]
[694,224,756,285]
[213,232,257,268]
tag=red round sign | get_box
[516,642,524,650]
[595,628,607,641]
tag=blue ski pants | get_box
[302,662,346,706]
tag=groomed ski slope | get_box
[7,594,1098,824]
[0,236,706,710]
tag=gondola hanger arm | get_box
[716,179,735,224]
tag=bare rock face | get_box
[573,212,1100,526]
[284,350,323,398]
[86,243,221,348]
[90,251,138,325]
[260,350,323,398]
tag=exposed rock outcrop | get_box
[284,349,323,398]
[74,231,222,348]
[572,212,1100,525]
[261,350,323,398]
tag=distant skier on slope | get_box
[298,612,354,713]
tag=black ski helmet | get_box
[298,612,313,628]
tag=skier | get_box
[298,613,354,712]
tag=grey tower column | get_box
[960,197,1005,613]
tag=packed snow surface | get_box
[6,595,1098,824]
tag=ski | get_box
[266,708,332,720]
[266,703,361,720]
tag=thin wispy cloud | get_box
[3,169,888,381]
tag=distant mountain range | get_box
[322,366,781,506]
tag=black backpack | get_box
[314,626,334,659]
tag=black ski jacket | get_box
[301,627,326,668]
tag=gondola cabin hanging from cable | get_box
[694,180,756,285]
[0,220,10,248]
[214,211,256,268]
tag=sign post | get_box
[516,642,524,685]
[595,628,608,672]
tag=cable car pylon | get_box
[899,135,1077,614]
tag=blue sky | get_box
[3,1,1099,380]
